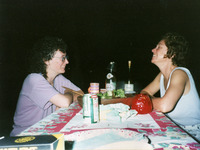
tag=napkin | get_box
[99,103,138,122]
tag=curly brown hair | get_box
[162,33,189,67]
[29,36,68,79]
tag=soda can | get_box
[83,94,92,119]
[82,94,99,123]
[88,83,99,94]
[90,94,99,123]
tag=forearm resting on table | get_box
[73,90,84,102]
[55,93,73,110]
[55,91,84,110]
[141,93,173,113]
[63,87,84,102]
[140,90,155,99]
[51,93,73,110]
[140,90,165,111]
[150,97,173,113]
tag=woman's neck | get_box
[158,62,177,80]
[47,78,54,86]
[46,73,57,86]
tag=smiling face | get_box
[151,40,168,65]
[45,50,69,77]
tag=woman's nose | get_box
[65,58,69,64]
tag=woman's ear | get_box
[163,53,175,59]
[163,54,168,58]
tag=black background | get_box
[1,0,200,136]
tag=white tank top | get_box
[160,67,200,126]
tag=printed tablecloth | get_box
[18,102,200,150]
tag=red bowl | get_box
[131,94,153,114]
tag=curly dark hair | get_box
[162,33,189,67]
[29,36,68,79]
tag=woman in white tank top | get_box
[141,33,200,141]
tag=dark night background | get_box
[0,0,200,136]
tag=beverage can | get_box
[83,94,92,119]
[88,83,99,94]
[90,94,99,123]
[82,94,99,123]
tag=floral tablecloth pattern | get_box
[19,102,200,150]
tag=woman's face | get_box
[151,40,168,64]
[45,50,69,76]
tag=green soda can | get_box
[83,94,92,119]
[82,94,99,123]
[90,94,99,123]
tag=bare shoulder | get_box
[172,69,188,78]
[171,69,189,83]
[171,69,190,95]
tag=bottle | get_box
[124,60,134,93]
[127,60,132,84]
[105,61,116,96]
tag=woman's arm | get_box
[141,72,161,98]
[63,87,84,102]
[54,89,84,110]
[72,90,84,102]
[50,93,73,108]
[151,70,189,113]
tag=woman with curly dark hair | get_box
[141,33,200,140]
[10,37,84,136]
